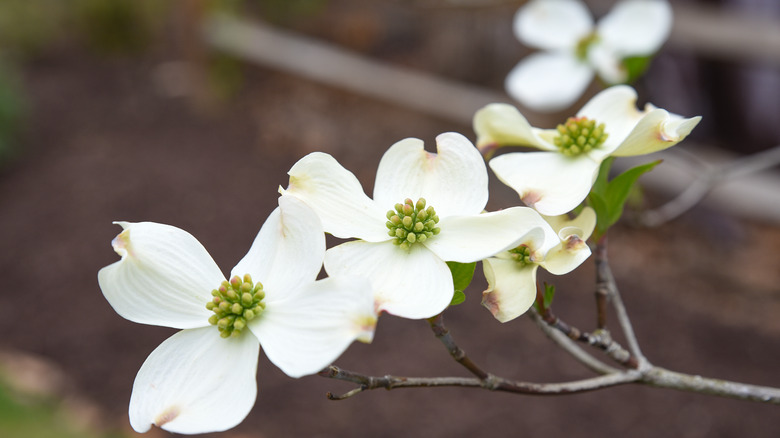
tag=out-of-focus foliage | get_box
[0,0,69,56]
[250,0,329,25]
[0,376,126,438]
[73,0,169,54]
[0,61,26,166]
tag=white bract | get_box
[97,196,376,434]
[475,85,701,216]
[506,0,673,111]
[281,132,544,320]
[482,207,596,322]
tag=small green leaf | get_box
[591,157,614,196]
[543,282,556,309]
[604,160,661,227]
[622,55,653,83]
[450,290,466,306]
[588,159,661,240]
[446,261,476,306]
[447,261,476,292]
[587,191,610,238]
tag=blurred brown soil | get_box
[1,17,779,438]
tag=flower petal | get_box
[129,327,259,434]
[539,208,595,275]
[248,276,376,378]
[588,43,627,84]
[423,207,550,263]
[542,206,597,241]
[373,133,488,218]
[515,0,593,51]
[597,0,673,56]
[281,152,388,241]
[505,52,594,112]
[232,195,325,295]
[324,240,453,319]
[489,152,600,216]
[98,222,223,329]
[473,103,556,153]
[540,233,592,275]
[482,258,539,323]
[576,85,646,156]
[611,109,702,157]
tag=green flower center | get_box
[206,274,265,338]
[508,245,535,267]
[575,32,599,61]
[385,197,440,251]
[553,117,608,157]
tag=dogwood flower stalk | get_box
[474,85,701,216]
[507,0,672,111]
[482,207,596,322]
[281,132,544,320]
[97,196,376,434]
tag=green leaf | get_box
[591,156,613,196]
[446,261,476,306]
[588,159,660,240]
[604,160,661,227]
[450,290,466,306]
[542,282,556,309]
[587,191,610,238]
[622,55,653,83]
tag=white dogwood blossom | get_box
[482,207,596,322]
[281,132,544,320]
[506,0,672,111]
[97,196,376,434]
[475,85,701,216]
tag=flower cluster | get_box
[506,0,673,111]
[100,19,699,429]
[98,196,376,433]
[475,86,701,216]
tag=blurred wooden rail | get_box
[203,12,780,223]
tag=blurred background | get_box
[0,0,778,437]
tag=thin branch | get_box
[642,144,780,226]
[594,240,610,330]
[319,364,780,405]
[427,314,489,379]
[531,306,638,369]
[595,237,649,368]
[318,365,640,400]
[642,367,780,405]
[528,309,621,375]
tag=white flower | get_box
[97,196,376,434]
[475,85,701,216]
[280,132,544,319]
[506,0,673,111]
[482,207,596,322]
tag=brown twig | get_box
[534,283,637,369]
[595,237,649,368]
[594,236,610,330]
[531,307,638,369]
[427,314,489,380]
[318,365,641,400]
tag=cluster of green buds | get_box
[385,197,440,251]
[575,32,599,61]
[508,244,535,267]
[206,274,265,338]
[553,116,608,156]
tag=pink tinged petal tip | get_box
[111,228,131,257]
[564,234,586,251]
[481,290,502,319]
[155,406,181,428]
[521,191,543,208]
[354,314,378,343]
